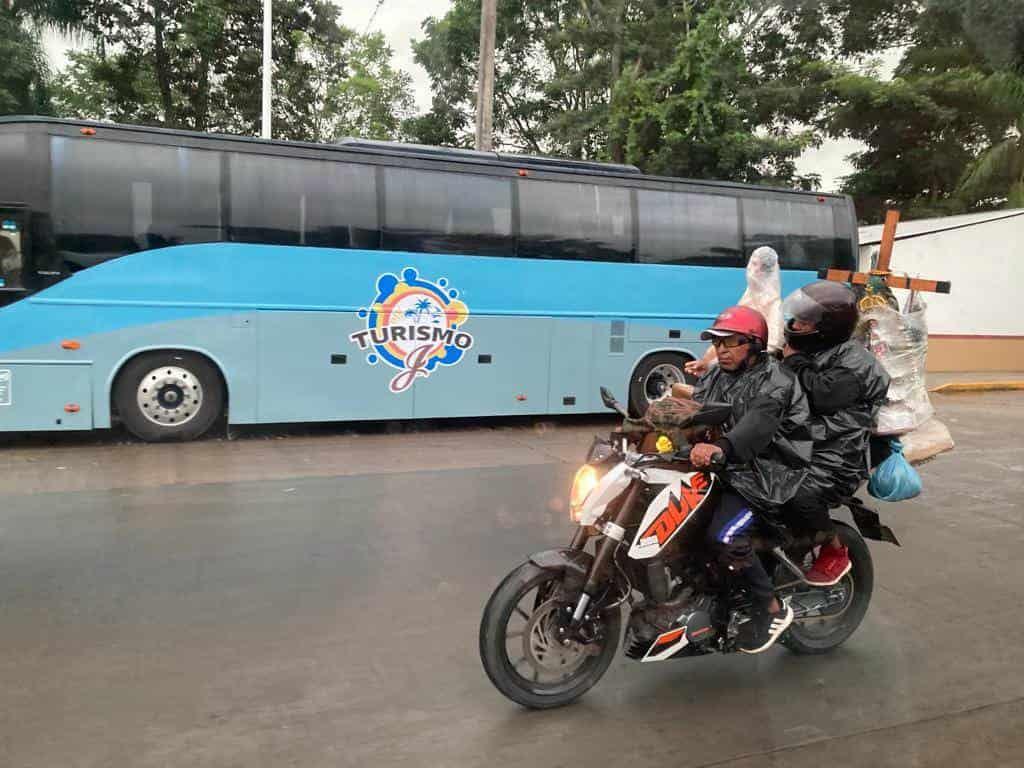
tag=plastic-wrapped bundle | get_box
[739,246,784,354]
[902,418,955,464]
[863,293,934,435]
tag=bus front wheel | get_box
[628,352,695,416]
[113,351,225,442]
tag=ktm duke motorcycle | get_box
[480,387,900,709]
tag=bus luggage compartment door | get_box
[0,362,93,431]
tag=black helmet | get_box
[783,281,858,351]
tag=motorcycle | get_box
[479,386,900,709]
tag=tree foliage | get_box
[832,0,1024,220]
[1,0,89,115]
[45,1,413,142]
[0,5,52,115]
[408,0,921,186]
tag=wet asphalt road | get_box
[0,393,1022,767]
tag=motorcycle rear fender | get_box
[845,497,901,546]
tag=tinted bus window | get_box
[382,168,512,256]
[637,190,742,266]
[742,197,837,270]
[51,138,222,272]
[519,180,632,262]
[229,154,378,249]
[787,200,837,269]
[0,133,27,203]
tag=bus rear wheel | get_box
[114,351,224,442]
[628,352,694,416]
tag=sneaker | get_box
[805,543,852,587]
[737,603,794,654]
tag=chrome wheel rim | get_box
[136,365,203,427]
[789,574,855,637]
[643,362,685,404]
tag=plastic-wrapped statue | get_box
[861,291,935,435]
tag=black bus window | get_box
[788,200,838,270]
[741,197,789,264]
[229,154,378,249]
[518,179,632,262]
[638,190,742,266]
[742,197,837,270]
[0,133,27,203]
[831,203,857,271]
[382,168,513,256]
[50,138,222,271]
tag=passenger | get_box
[689,305,813,654]
[779,281,890,585]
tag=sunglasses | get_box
[710,336,750,349]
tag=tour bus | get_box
[0,117,857,441]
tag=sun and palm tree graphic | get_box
[403,297,443,324]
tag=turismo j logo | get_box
[349,268,474,393]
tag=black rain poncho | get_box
[694,355,813,510]
[782,339,891,501]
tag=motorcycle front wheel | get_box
[479,562,621,709]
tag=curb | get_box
[929,381,1024,394]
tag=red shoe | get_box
[805,543,851,586]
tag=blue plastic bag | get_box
[868,440,922,501]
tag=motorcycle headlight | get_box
[569,464,600,522]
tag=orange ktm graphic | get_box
[652,627,686,649]
[639,474,710,547]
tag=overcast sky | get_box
[44,1,899,192]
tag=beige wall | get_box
[927,336,1024,372]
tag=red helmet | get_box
[700,305,769,346]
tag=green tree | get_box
[609,1,815,184]
[947,0,1024,207]
[409,0,630,157]
[1,0,88,116]
[830,0,1023,221]
[409,0,920,185]
[50,0,348,138]
[309,31,415,142]
[49,1,412,142]
[0,6,51,115]
[958,71,1024,208]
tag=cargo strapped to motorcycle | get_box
[843,497,901,547]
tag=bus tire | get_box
[628,352,694,416]
[114,351,225,442]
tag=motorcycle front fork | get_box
[567,481,642,628]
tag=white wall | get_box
[858,214,1024,336]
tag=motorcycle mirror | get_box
[690,401,732,426]
[599,386,630,418]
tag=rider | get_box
[779,281,890,585]
[689,305,813,654]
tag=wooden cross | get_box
[818,210,952,295]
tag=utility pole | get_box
[474,0,497,151]
[261,0,272,139]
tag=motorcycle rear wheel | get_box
[782,521,874,655]
[479,562,621,709]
